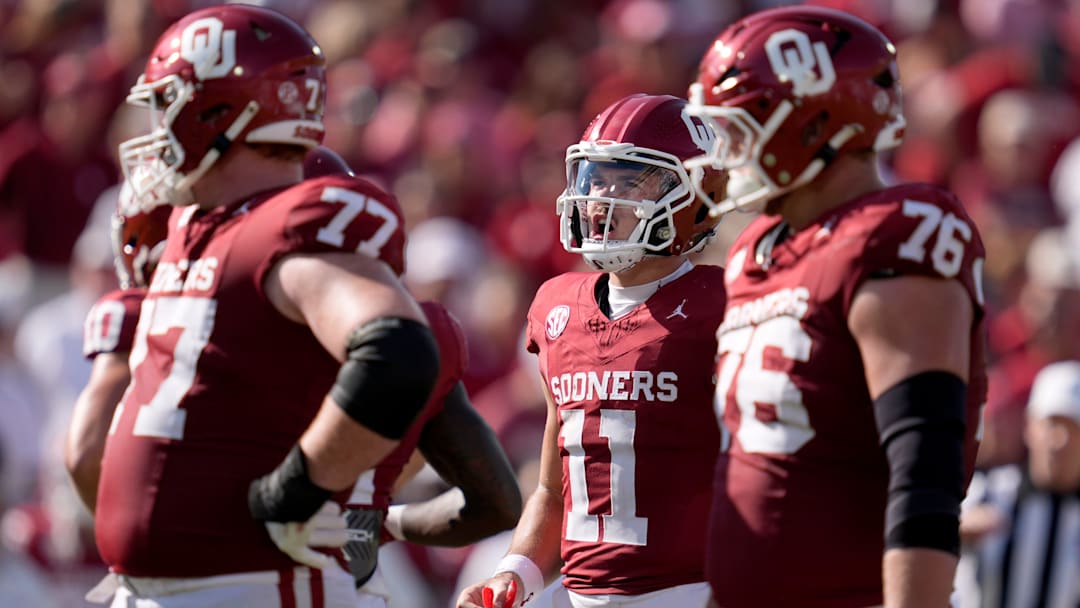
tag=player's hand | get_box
[456,574,519,608]
[264,500,348,570]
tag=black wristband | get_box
[248,444,333,523]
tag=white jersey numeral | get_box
[716,316,814,454]
[561,408,647,546]
[84,299,127,355]
[316,187,399,258]
[123,296,217,440]
[897,199,972,278]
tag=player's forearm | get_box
[395,485,519,547]
[66,356,131,513]
[300,402,400,491]
[65,438,104,513]
[882,547,957,608]
[65,395,108,513]
[411,385,523,546]
[504,483,564,579]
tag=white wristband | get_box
[492,553,543,606]
[384,504,405,541]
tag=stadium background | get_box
[1,0,1078,605]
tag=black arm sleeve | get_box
[329,317,440,439]
[873,370,967,555]
[401,381,522,546]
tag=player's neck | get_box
[774,154,887,232]
[609,256,687,288]
[192,147,304,210]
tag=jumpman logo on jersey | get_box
[667,299,689,320]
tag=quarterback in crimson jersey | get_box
[524,264,725,596]
[457,94,727,608]
[686,7,987,607]
[94,6,440,607]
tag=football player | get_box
[456,94,727,608]
[91,6,439,607]
[72,150,520,607]
[65,183,168,513]
[67,145,354,514]
[683,7,987,607]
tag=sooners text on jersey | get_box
[708,184,987,607]
[95,174,406,577]
[526,266,726,595]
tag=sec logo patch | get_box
[546,305,570,340]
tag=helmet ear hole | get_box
[695,203,709,224]
[873,68,896,88]
[801,112,829,147]
[250,22,271,41]
[199,104,232,124]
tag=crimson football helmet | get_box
[557,94,722,273]
[112,179,171,289]
[303,146,355,178]
[685,6,905,216]
[119,5,327,207]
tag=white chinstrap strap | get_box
[492,553,544,606]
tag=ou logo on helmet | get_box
[181,17,237,80]
[765,29,836,97]
[681,109,716,155]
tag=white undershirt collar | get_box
[607,260,693,320]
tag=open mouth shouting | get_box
[589,211,613,240]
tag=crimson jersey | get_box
[708,184,987,608]
[346,300,468,512]
[83,288,146,357]
[95,174,407,577]
[525,266,726,595]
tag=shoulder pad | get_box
[83,288,145,358]
[840,185,986,314]
[277,175,406,275]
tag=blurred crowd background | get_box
[1,0,1079,606]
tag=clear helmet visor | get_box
[563,158,680,246]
